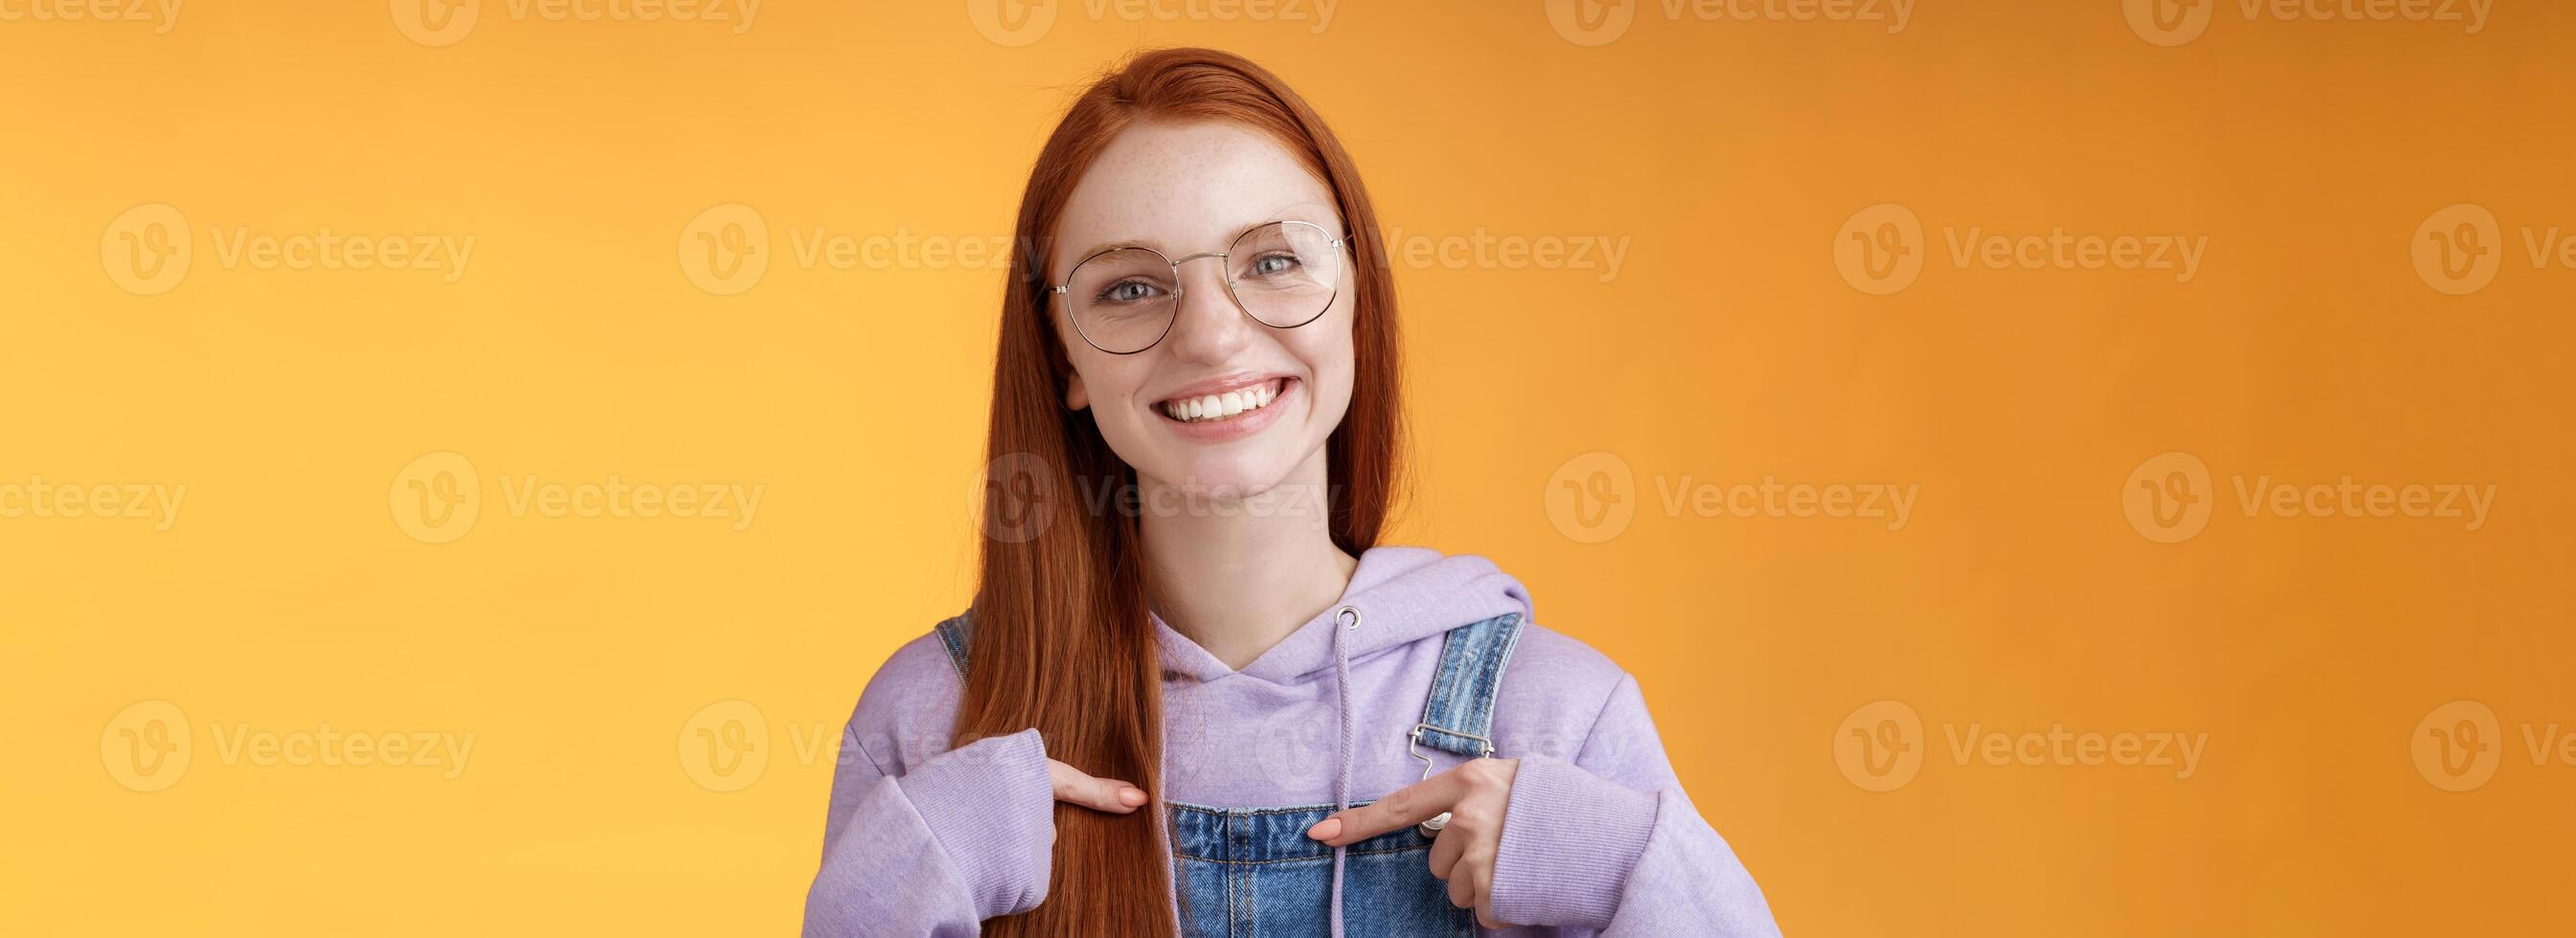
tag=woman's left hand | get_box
[1305,756,1520,929]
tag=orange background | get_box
[5,1,2571,935]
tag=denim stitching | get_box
[1172,843,1433,865]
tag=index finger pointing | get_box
[1048,758,1146,814]
[1306,770,1466,846]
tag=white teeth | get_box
[1164,380,1286,423]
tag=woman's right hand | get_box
[1046,758,1149,814]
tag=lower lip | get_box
[1157,379,1295,443]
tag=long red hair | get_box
[958,47,1403,935]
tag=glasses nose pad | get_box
[1168,256,1244,325]
[1172,253,1232,290]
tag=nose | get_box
[1162,253,1254,364]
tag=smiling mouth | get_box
[1159,377,1293,424]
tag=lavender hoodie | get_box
[802,546,1780,936]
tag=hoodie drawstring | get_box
[1327,603,1360,938]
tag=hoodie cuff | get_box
[894,727,1055,918]
[1489,752,1659,928]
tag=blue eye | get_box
[1097,279,1163,304]
[1249,254,1299,277]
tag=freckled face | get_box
[1049,121,1356,500]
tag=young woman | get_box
[802,48,1779,937]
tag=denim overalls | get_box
[934,609,1526,937]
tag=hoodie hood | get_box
[1143,546,1534,938]
[1146,546,1532,685]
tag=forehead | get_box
[1050,120,1338,271]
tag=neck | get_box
[1138,452,1360,672]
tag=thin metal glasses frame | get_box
[1048,219,1353,355]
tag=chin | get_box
[1141,450,1304,503]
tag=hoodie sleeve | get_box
[1487,674,1780,936]
[800,681,1057,935]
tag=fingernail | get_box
[1306,818,1341,840]
[1119,787,1146,807]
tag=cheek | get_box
[1074,358,1153,412]
[1057,312,1148,410]
[1287,326,1358,429]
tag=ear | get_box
[1064,368,1090,412]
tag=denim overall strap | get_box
[932,608,975,681]
[1409,612,1526,759]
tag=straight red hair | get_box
[958,47,1403,936]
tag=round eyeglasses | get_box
[1051,219,1351,355]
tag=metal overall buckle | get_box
[1407,723,1492,838]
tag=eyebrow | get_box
[1073,237,1159,259]
[1067,216,1326,263]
